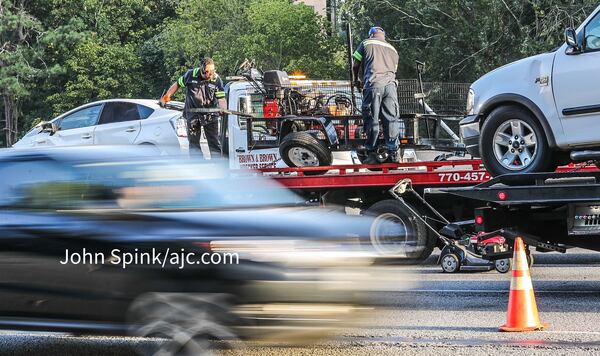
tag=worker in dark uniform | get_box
[352,26,404,163]
[160,57,227,158]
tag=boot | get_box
[387,149,402,163]
[362,151,380,165]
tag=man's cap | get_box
[369,26,385,37]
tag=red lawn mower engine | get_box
[472,232,512,273]
[262,70,290,117]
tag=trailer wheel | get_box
[441,253,461,273]
[365,199,435,262]
[495,258,512,273]
[280,132,332,175]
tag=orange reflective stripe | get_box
[512,269,530,277]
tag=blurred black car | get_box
[0,146,379,354]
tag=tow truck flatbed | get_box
[441,170,600,205]
[259,159,487,189]
[258,159,596,190]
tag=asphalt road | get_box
[3,249,600,355]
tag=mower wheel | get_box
[441,253,461,273]
[495,258,512,273]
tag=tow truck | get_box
[168,62,600,265]
[166,62,487,262]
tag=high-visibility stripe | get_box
[193,67,200,77]
[363,39,398,53]
[510,276,533,291]
[178,76,185,88]
[353,51,363,61]
[215,91,225,98]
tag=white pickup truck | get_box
[460,5,600,176]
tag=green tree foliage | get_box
[47,41,144,112]
[342,0,599,81]
[157,0,346,96]
[0,0,45,146]
[38,0,175,114]
[5,0,600,146]
[242,0,346,78]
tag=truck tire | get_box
[280,132,332,175]
[365,199,435,263]
[480,105,553,176]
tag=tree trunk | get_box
[3,95,18,147]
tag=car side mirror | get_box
[565,27,581,52]
[41,122,59,136]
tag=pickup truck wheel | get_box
[480,106,552,176]
[365,199,435,263]
[280,132,332,175]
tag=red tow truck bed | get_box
[258,160,597,190]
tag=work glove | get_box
[159,94,171,108]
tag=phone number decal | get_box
[438,171,489,182]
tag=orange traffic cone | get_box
[499,237,549,332]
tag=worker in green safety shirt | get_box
[352,26,404,164]
[160,57,227,158]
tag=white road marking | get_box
[406,289,600,294]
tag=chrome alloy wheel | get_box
[492,119,537,170]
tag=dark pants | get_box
[187,116,221,158]
[361,82,405,153]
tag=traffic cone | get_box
[499,237,549,332]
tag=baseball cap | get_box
[369,26,385,37]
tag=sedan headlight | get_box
[466,89,475,115]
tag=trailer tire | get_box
[280,132,332,175]
[365,199,435,262]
